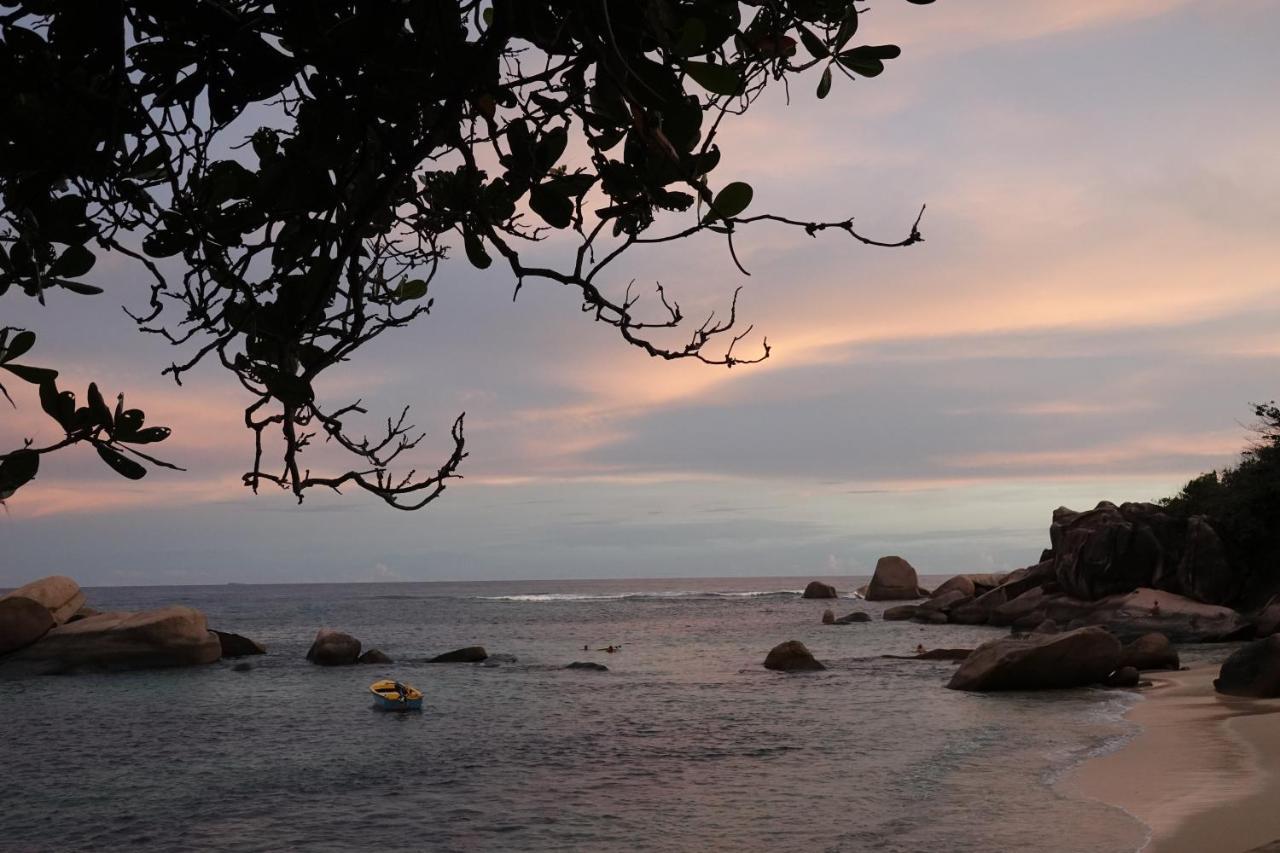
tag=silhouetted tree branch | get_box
[0,0,933,508]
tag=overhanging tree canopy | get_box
[0,0,932,507]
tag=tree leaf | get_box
[684,61,743,97]
[87,382,113,431]
[95,444,147,480]
[0,449,39,494]
[395,278,429,301]
[120,426,171,445]
[702,181,754,223]
[463,229,492,269]
[2,330,35,363]
[817,66,833,99]
[837,45,901,78]
[1,363,59,385]
[50,244,95,278]
[799,28,828,60]
[529,184,574,229]
[58,280,105,295]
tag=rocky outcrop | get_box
[1215,636,1280,697]
[949,587,1009,625]
[1031,619,1060,635]
[989,587,1047,628]
[1255,600,1280,638]
[358,649,393,664]
[1043,588,1251,643]
[866,556,925,601]
[0,607,221,676]
[430,646,488,663]
[0,596,55,656]
[306,629,361,666]
[803,581,838,599]
[835,611,872,624]
[1051,502,1237,605]
[931,575,976,599]
[883,605,919,621]
[821,609,835,625]
[919,589,970,614]
[882,648,973,661]
[1,575,85,625]
[67,606,100,623]
[214,630,266,658]
[946,627,1122,692]
[998,560,1057,600]
[764,640,825,672]
[566,661,608,671]
[1118,633,1180,671]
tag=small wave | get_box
[477,589,805,603]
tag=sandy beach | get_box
[1065,665,1280,853]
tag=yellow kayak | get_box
[369,679,423,711]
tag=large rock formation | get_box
[0,596,55,656]
[214,630,266,658]
[1214,636,1280,698]
[0,607,221,676]
[357,648,393,664]
[430,646,488,663]
[306,629,362,666]
[1051,502,1236,605]
[763,640,824,672]
[931,575,976,599]
[949,587,1009,625]
[866,556,925,601]
[1042,588,1250,643]
[802,581,838,599]
[989,587,1047,628]
[1,575,85,624]
[946,627,1122,691]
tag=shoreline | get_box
[1063,665,1280,853]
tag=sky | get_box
[3,0,1279,586]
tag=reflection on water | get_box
[1,578,1147,852]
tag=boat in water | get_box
[369,679,423,711]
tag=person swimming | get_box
[915,644,926,655]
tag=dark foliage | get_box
[1162,403,1280,604]
[1,0,932,508]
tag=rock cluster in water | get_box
[0,576,242,676]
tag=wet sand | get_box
[1064,665,1280,853]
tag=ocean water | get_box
[0,576,1151,852]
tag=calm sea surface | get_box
[1,576,1158,852]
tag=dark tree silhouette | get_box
[1,0,933,508]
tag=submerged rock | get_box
[763,640,825,672]
[430,646,488,663]
[883,648,972,661]
[803,581,838,599]
[565,661,608,671]
[834,611,871,624]
[232,662,253,672]
[1118,632,1179,671]
[357,648,393,664]
[214,630,266,658]
[946,627,1121,692]
[1215,636,1280,697]
[0,606,222,676]
[1,575,85,625]
[0,596,55,656]
[1104,666,1141,688]
[866,556,925,601]
[306,629,361,666]
[821,609,835,625]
